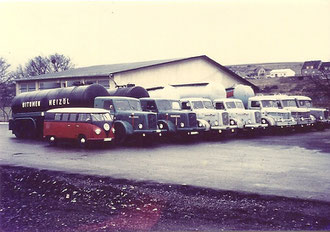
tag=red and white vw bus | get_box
[43,108,115,147]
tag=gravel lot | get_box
[1,165,330,231]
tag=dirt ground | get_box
[0,165,329,232]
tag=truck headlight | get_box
[300,117,304,121]
[95,128,101,135]
[159,123,164,129]
[230,119,235,125]
[214,120,219,126]
[261,119,266,124]
[180,122,185,128]
[310,115,316,121]
[319,116,323,120]
[138,123,143,129]
[198,122,203,127]
[248,119,252,124]
[103,123,110,131]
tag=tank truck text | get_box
[22,101,41,108]
[49,98,70,106]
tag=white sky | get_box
[0,0,329,70]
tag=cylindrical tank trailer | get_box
[11,84,110,114]
[226,84,255,108]
[9,84,110,138]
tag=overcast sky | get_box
[0,0,329,70]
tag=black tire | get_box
[114,123,127,145]
[77,135,88,148]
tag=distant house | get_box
[246,66,271,79]
[319,62,330,77]
[269,69,295,78]
[301,60,322,76]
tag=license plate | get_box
[190,131,199,135]
[104,138,112,141]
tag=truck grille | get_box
[255,111,261,123]
[188,113,197,127]
[148,114,157,129]
[293,112,310,119]
[222,112,229,125]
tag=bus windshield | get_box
[91,113,113,121]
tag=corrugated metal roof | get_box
[17,57,189,81]
[16,55,257,90]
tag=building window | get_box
[20,83,36,93]
[39,81,61,90]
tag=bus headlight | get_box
[103,123,110,131]
[138,123,143,129]
[180,122,185,128]
[95,128,102,135]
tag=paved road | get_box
[1,124,329,201]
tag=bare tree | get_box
[0,58,14,121]
[22,53,74,78]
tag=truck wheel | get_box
[77,135,88,148]
[114,123,127,145]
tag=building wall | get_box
[113,58,245,90]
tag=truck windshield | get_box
[91,113,113,121]
[203,101,214,109]
[282,100,297,107]
[192,101,204,109]
[156,100,181,111]
[261,100,279,108]
[113,99,142,111]
[225,102,236,109]
[297,100,312,108]
[236,101,245,109]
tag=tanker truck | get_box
[9,84,161,144]
[149,82,237,135]
[293,95,329,130]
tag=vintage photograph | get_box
[0,0,329,231]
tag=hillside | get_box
[226,62,304,77]
[248,76,330,109]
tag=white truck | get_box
[180,98,237,135]
[274,95,315,129]
[213,98,268,132]
[248,95,297,129]
[293,95,329,130]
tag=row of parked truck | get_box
[8,83,329,147]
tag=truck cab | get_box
[293,95,329,129]
[140,98,205,136]
[275,95,315,128]
[180,98,237,135]
[94,96,161,144]
[213,98,268,132]
[248,96,296,129]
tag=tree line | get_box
[0,53,74,121]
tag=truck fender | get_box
[114,120,134,135]
[261,116,275,126]
[198,119,210,131]
[158,120,176,132]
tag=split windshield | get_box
[261,100,281,108]
[236,101,245,109]
[91,113,113,121]
[297,100,312,108]
[225,102,236,109]
[113,99,142,111]
[203,101,214,109]
[156,100,181,111]
[281,99,297,107]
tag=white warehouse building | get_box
[269,69,295,78]
[15,55,257,95]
